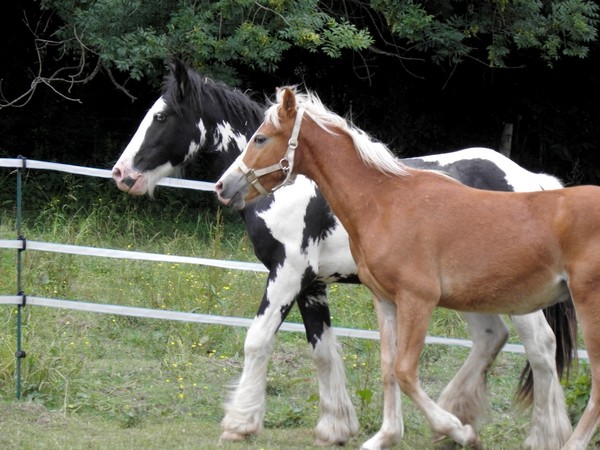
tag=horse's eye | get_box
[154,113,166,122]
[254,135,267,146]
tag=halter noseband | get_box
[237,108,305,196]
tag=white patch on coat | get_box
[216,122,249,153]
[183,120,207,164]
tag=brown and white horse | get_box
[216,87,599,449]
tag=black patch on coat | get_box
[296,270,330,348]
[301,189,337,253]
[403,157,515,192]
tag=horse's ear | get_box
[281,87,297,119]
[172,58,190,100]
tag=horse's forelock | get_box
[264,87,341,135]
[162,69,202,116]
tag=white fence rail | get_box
[0,158,589,361]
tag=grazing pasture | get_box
[0,174,592,448]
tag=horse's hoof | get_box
[315,439,343,447]
[220,430,249,442]
[432,433,446,443]
[315,437,346,447]
[471,438,483,450]
[467,432,483,449]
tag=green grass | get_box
[0,176,594,448]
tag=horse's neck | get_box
[202,117,262,180]
[298,127,392,237]
[190,86,263,179]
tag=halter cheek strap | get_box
[237,108,305,195]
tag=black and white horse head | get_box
[112,59,262,196]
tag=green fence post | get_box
[15,156,27,400]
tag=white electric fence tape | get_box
[0,295,589,360]
[0,158,215,191]
[0,158,589,360]
[0,239,267,273]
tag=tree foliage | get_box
[4,0,597,107]
[38,0,374,85]
[370,0,599,67]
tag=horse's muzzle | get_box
[112,165,146,195]
[214,175,248,210]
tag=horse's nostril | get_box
[112,167,122,181]
[122,177,137,188]
[215,180,223,193]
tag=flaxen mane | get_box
[265,87,408,177]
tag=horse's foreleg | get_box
[511,311,571,450]
[393,295,481,448]
[437,313,508,429]
[297,286,359,446]
[360,296,403,450]
[221,277,296,441]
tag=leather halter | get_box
[237,108,305,195]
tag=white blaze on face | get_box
[116,98,166,171]
[112,98,176,196]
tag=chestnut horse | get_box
[216,87,598,449]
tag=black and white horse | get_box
[112,60,576,448]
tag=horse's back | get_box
[547,184,600,264]
[404,147,563,192]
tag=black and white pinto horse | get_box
[112,61,576,448]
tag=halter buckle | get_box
[244,169,259,184]
[279,158,290,174]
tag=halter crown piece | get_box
[237,108,305,195]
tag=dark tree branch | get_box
[0,12,137,110]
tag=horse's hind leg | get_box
[360,296,404,450]
[563,285,600,449]
[437,313,508,429]
[296,284,359,446]
[511,311,571,450]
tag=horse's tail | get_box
[514,299,578,407]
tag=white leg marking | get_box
[220,309,279,440]
[438,313,508,429]
[512,312,571,450]
[313,325,359,446]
